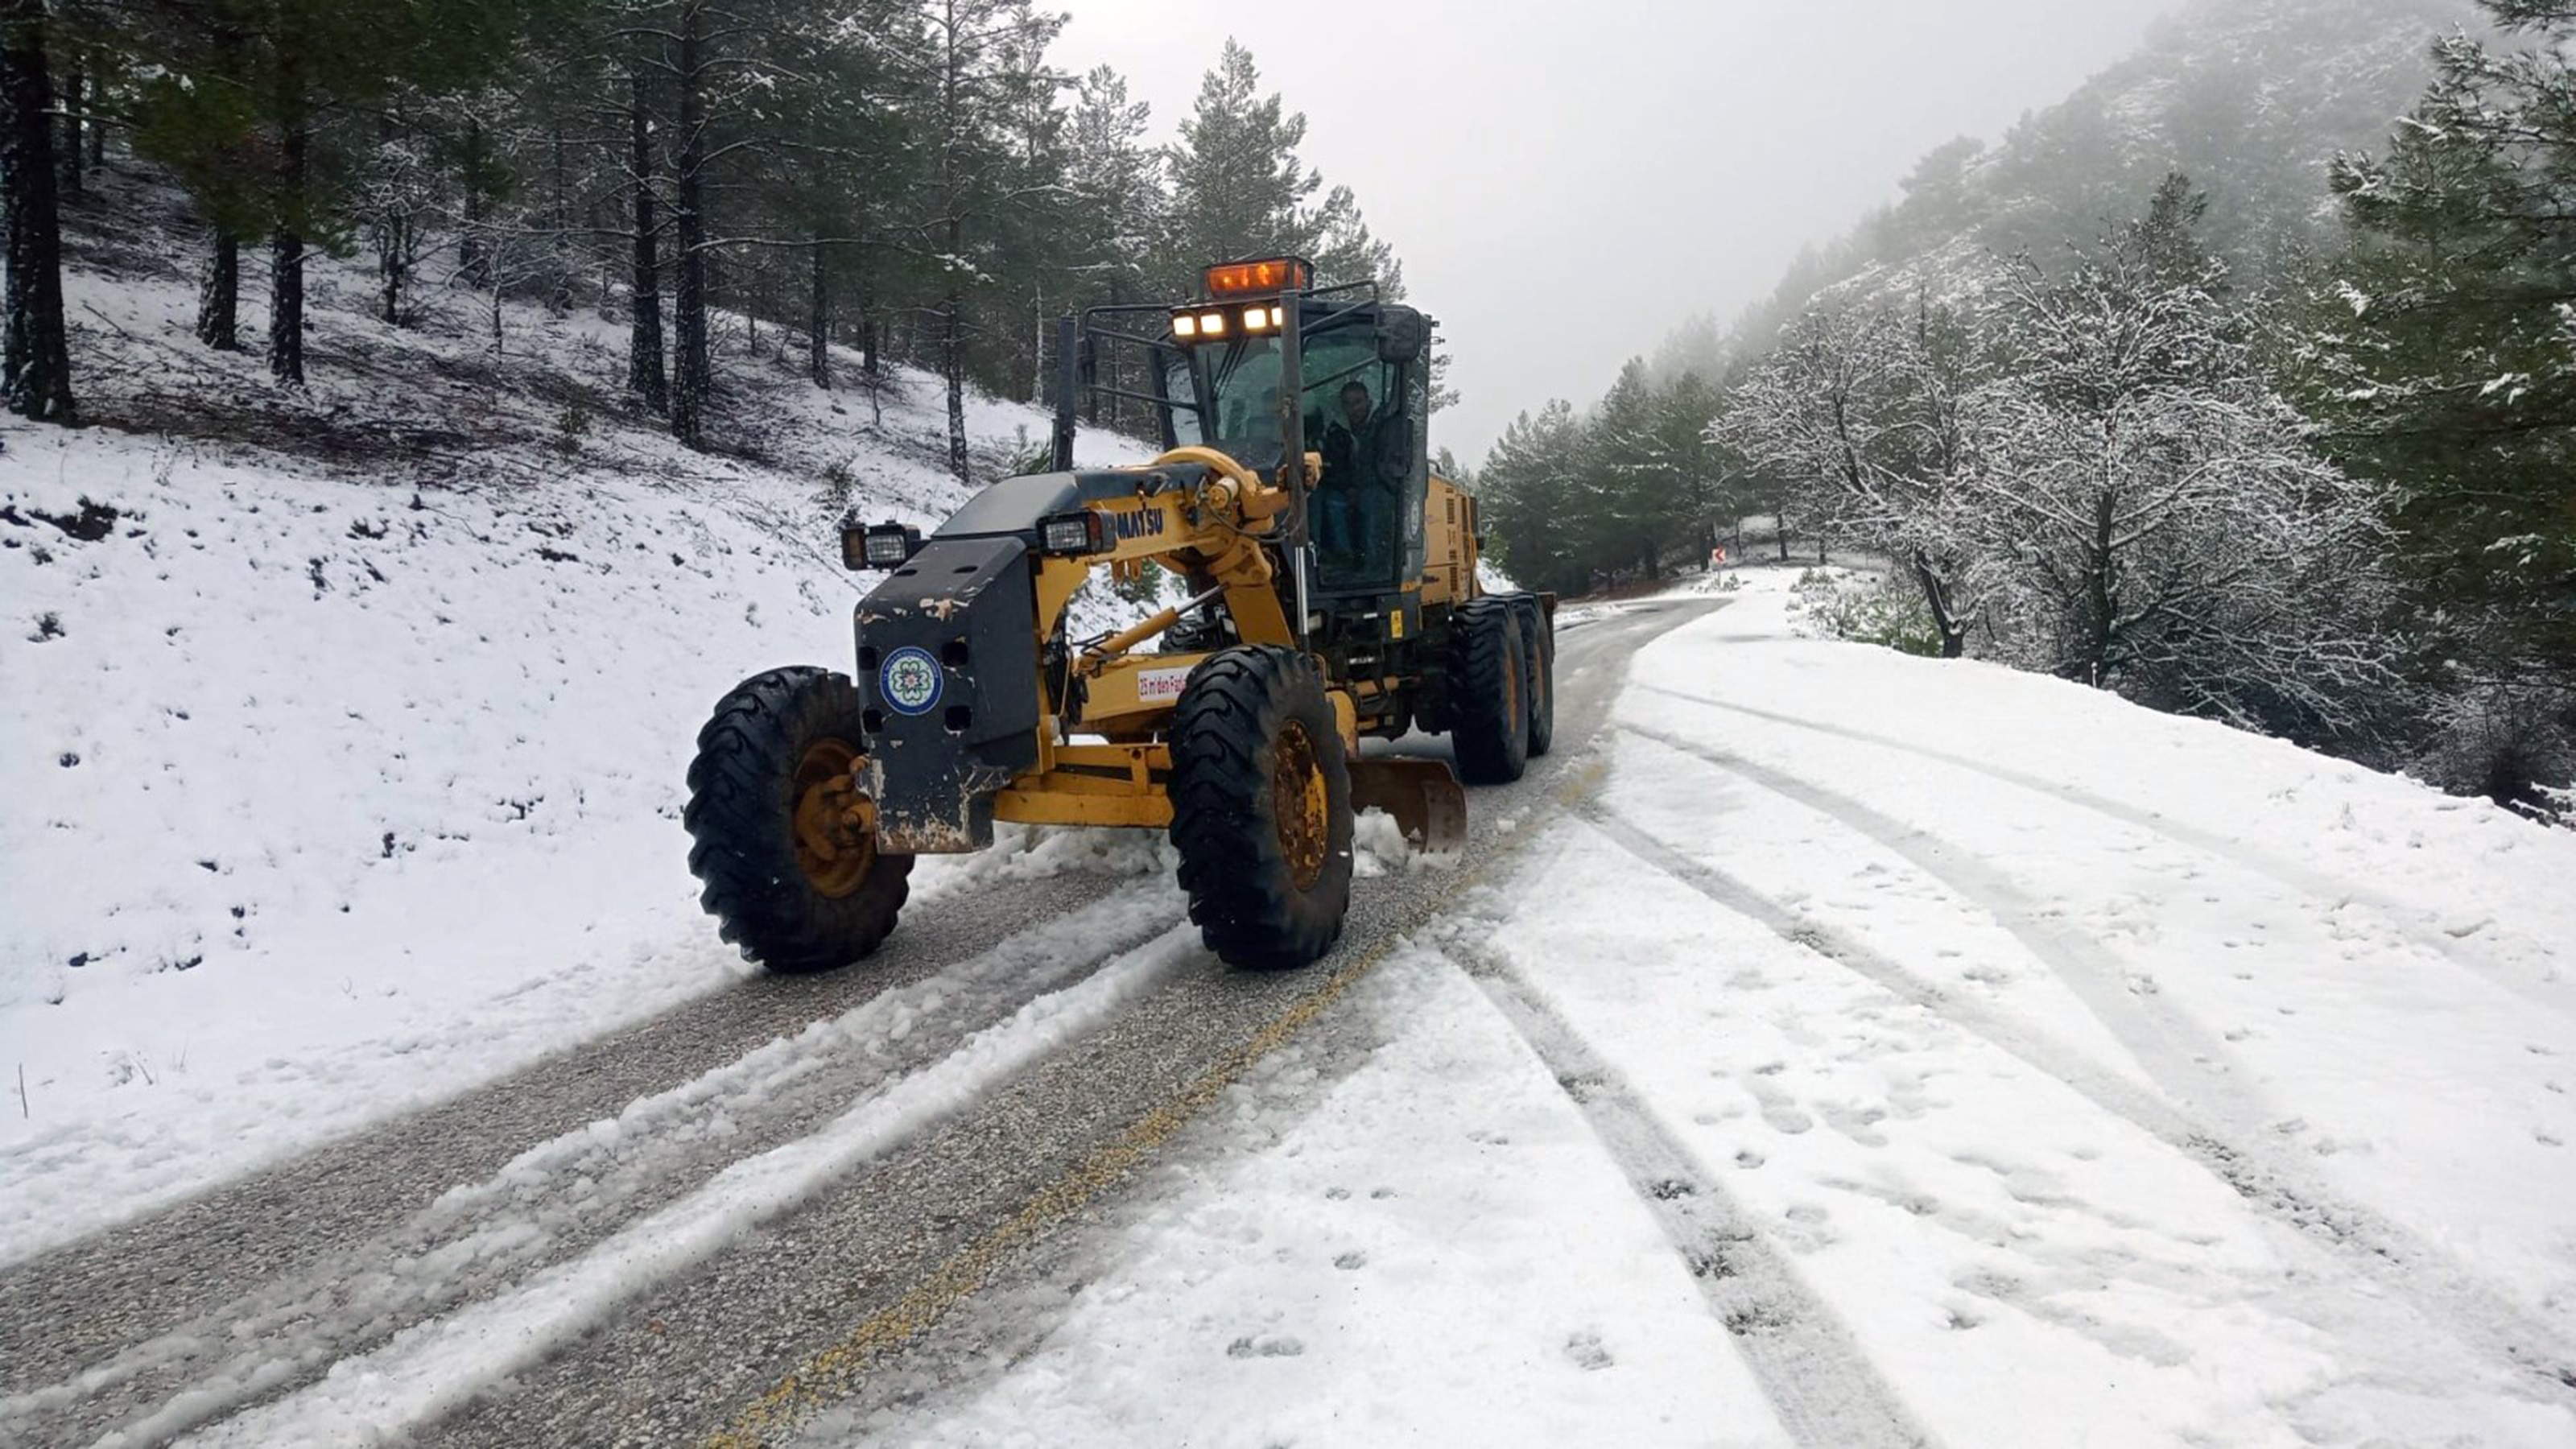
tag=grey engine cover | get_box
[855,535,1040,852]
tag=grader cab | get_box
[684,257,1556,972]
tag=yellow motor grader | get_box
[685,257,1555,971]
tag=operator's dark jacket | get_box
[1321,412,1406,498]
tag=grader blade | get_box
[1348,758,1468,856]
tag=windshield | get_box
[1198,323,1387,468]
[1183,317,1423,593]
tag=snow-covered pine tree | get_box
[1476,400,1589,595]
[2309,0,2576,685]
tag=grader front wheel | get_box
[685,667,912,973]
[1169,646,1355,971]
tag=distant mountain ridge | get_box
[1658,0,2477,376]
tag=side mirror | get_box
[1376,305,1430,365]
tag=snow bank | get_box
[1542,574,2576,1442]
[0,250,1146,1262]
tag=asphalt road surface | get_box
[0,594,1723,1448]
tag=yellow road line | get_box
[707,753,1616,1447]
[704,943,1392,1449]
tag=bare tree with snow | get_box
[1966,177,2397,741]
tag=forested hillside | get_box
[1475,0,2573,817]
[0,2,1401,470]
[1660,0,2475,374]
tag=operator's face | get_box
[1342,390,1371,427]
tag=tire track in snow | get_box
[1443,935,1936,1449]
[1606,728,2576,1406]
[184,922,1209,1449]
[2,867,1137,1353]
[1576,803,2209,1148]
[2,890,1186,1449]
[1620,722,2246,1122]
[1636,683,2570,1005]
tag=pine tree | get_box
[2,0,75,421]
[1063,64,1160,434]
[1477,401,1589,594]
[905,0,1066,477]
[2307,0,2576,681]
[1158,39,1401,297]
[1161,40,1316,280]
[122,0,537,383]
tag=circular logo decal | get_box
[880,646,943,716]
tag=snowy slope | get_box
[0,250,1145,1262]
[861,570,2576,1447]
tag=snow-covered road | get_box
[832,573,2576,1449]
[6,572,2573,1447]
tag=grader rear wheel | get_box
[686,667,912,973]
[1450,598,1531,785]
[1169,646,1354,971]
[1518,602,1556,758]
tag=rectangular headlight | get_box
[1040,512,1103,555]
[861,526,917,568]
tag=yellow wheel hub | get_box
[1272,721,1331,892]
[791,739,877,899]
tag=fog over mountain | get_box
[1649,0,2479,383]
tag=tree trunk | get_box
[547,122,572,313]
[807,242,831,390]
[196,229,239,349]
[625,72,667,413]
[84,77,101,170]
[269,109,308,385]
[669,0,709,448]
[943,293,968,480]
[459,119,489,289]
[2083,488,2118,686]
[378,217,406,325]
[1,0,75,422]
[54,63,78,198]
[1908,551,1967,660]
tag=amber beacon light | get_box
[1203,258,1311,299]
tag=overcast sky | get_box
[1052,0,2183,460]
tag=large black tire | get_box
[685,667,913,973]
[1450,598,1530,785]
[1517,599,1556,758]
[1168,646,1355,971]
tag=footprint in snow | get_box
[1563,1331,1613,1371]
[1334,1250,1368,1269]
[1762,1104,1814,1134]
[1227,1334,1306,1359]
